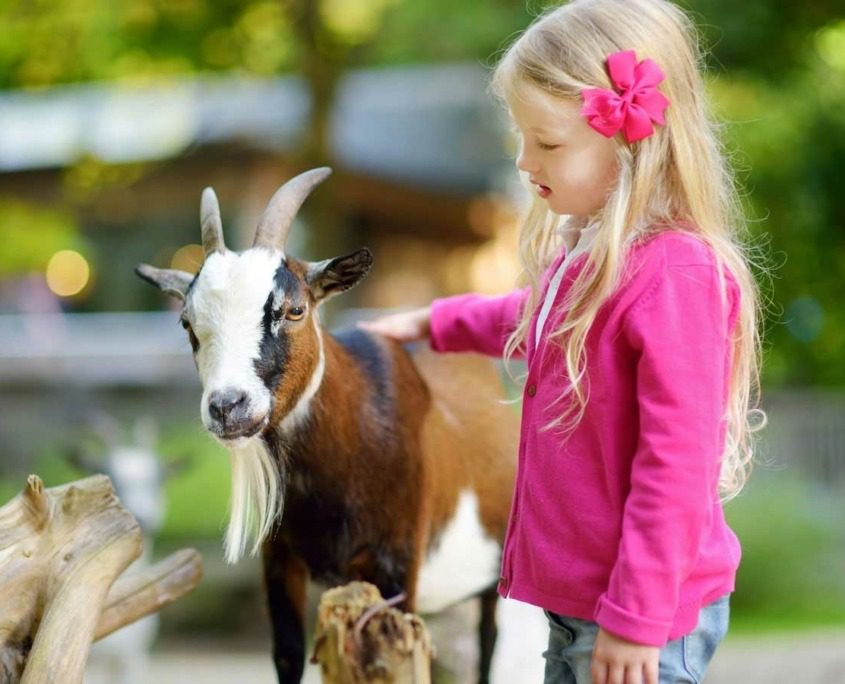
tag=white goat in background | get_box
[68,414,181,684]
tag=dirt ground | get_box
[83,599,845,683]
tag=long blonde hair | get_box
[491,0,765,500]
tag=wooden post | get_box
[311,582,433,684]
[0,474,203,684]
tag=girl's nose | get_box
[516,148,538,173]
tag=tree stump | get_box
[311,582,433,684]
[0,474,203,684]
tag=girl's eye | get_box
[285,306,306,321]
[537,141,560,151]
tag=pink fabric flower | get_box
[581,49,670,143]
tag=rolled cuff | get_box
[594,594,672,647]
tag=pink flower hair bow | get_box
[581,49,670,143]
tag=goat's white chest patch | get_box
[415,490,501,614]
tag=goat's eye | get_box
[286,306,306,321]
[179,316,200,352]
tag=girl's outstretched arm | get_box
[428,287,530,357]
[359,288,530,357]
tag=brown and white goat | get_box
[136,168,518,683]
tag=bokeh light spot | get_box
[45,250,90,297]
[170,244,204,274]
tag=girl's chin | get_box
[542,199,565,215]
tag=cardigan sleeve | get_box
[594,263,740,646]
[429,287,530,357]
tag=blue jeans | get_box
[542,595,730,684]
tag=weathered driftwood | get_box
[0,474,203,684]
[312,582,433,684]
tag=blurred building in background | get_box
[0,64,522,317]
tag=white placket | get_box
[534,225,599,346]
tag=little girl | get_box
[360,0,762,682]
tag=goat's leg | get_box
[262,540,310,683]
[478,586,499,684]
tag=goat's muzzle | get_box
[207,389,268,441]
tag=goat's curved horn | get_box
[201,187,225,256]
[253,167,332,250]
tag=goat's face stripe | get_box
[186,249,280,439]
[255,292,290,391]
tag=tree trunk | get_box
[311,582,433,684]
[0,474,202,684]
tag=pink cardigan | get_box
[429,230,742,646]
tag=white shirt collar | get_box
[556,219,600,254]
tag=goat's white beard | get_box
[222,314,326,564]
[224,437,282,564]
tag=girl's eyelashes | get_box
[537,140,561,151]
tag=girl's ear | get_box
[305,248,373,303]
[135,264,193,301]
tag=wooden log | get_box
[311,582,433,684]
[0,475,203,684]
[95,548,203,640]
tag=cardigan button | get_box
[526,384,537,397]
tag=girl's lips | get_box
[536,184,551,198]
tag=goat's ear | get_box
[135,264,193,301]
[305,248,373,303]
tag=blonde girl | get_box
[360,0,763,682]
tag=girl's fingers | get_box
[643,658,659,684]
[356,306,431,342]
[607,663,626,684]
[625,664,643,684]
[591,659,608,684]
[357,318,403,337]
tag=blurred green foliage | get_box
[158,424,231,540]
[726,474,845,631]
[0,198,86,273]
[0,0,844,384]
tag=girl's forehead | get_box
[507,86,581,132]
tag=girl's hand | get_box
[356,306,431,343]
[591,627,659,684]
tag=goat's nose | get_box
[208,390,248,423]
